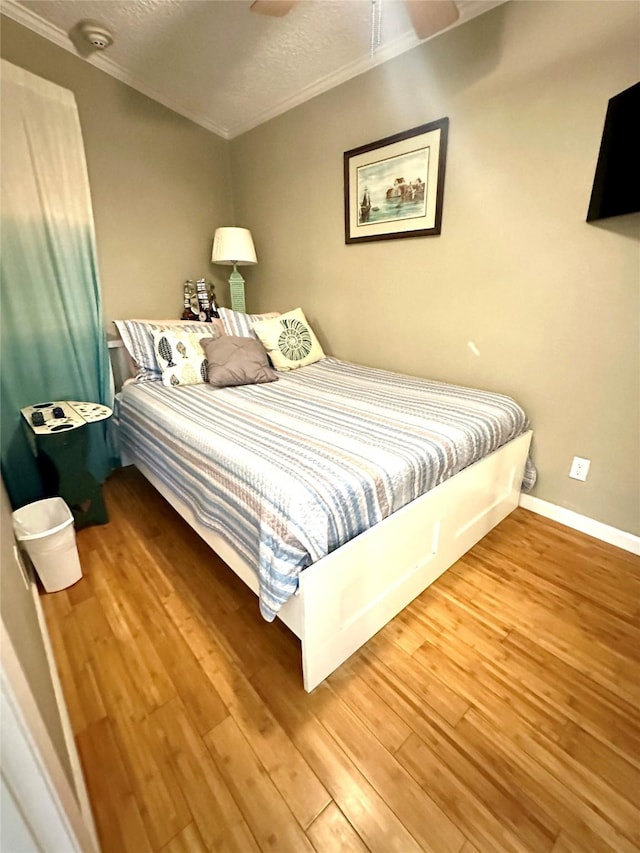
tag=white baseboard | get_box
[519,494,640,556]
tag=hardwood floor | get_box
[41,467,640,853]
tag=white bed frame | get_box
[125,430,532,692]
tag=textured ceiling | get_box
[3,0,505,138]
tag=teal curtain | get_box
[0,61,114,508]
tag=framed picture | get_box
[344,117,449,244]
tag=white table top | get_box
[21,401,112,435]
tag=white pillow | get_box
[151,330,209,386]
[252,308,325,371]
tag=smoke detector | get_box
[78,20,113,50]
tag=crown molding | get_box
[226,29,421,138]
[1,0,504,141]
[227,2,507,138]
[1,0,424,141]
[0,0,230,139]
[2,0,70,53]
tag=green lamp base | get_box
[229,265,246,312]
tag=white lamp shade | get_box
[211,227,257,266]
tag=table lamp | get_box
[211,227,257,312]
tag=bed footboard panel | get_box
[124,431,531,693]
[297,431,532,692]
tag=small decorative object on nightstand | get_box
[181,278,218,321]
[21,400,112,528]
[196,278,219,321]
[181,279,199,320]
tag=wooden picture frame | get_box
[344,118,449,244]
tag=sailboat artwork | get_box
[360,186,372,223]
[357,146,430,226]
[344,118,448,243]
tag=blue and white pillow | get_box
[218,308,280,339]
[114,319,219,382]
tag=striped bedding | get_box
[118,358,535,621]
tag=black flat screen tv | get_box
[586,81,640,222]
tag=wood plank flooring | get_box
[41,467,640,853]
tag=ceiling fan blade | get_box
[404,0,460,40]
[250,0,298,17]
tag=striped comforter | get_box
[118,358,535,620]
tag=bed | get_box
[114,312,534,691]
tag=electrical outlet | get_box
[569,456,591,481]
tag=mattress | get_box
[117,358,535,620]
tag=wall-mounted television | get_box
[586,81,640,222]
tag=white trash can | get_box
[12,497,83,592]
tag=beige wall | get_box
[1,16,234,329]
[230,0,640,535]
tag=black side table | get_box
[21,401,112,529]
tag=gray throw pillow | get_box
[200,336,279,388]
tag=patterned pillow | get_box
[151,330,209,386]
[114,319,219,381]
[218,308,280,339]
[252,308,326,371]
